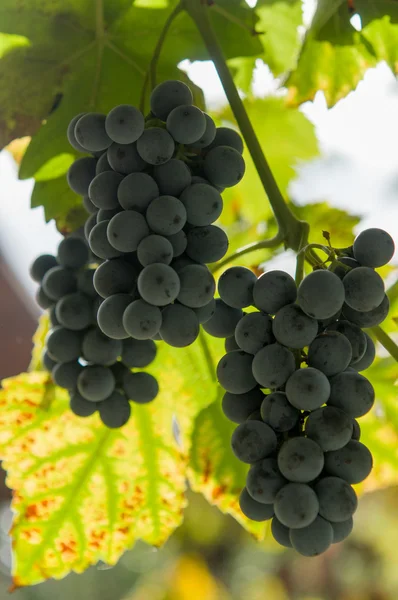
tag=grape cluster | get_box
[30,235,159,428]
[67,79,245,348]
[213,227,394,556]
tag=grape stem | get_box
[370,326,398,362]
[294,222,310,285]
[211,230,284,273]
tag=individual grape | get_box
[351,419,361,441]
[123,371,159,404]
[97,294,131,339]
[188,113,216,149]
[192,298,216,324]
[30,254,57,282]
[105,104,145,144]
[274,483,319,529]
[121,338,157,368]
[99,390,131,428]
[88,171,123,210]
[252,343,296,389]
[77,365,115,402]
[109,361,130,385]
[247,409,263,421]
[52,361,83,390]
[180,183,223,227]
[331,517,353,543]
[186,225,229,263]
[150,80,193,120]
[285,367,331,411]
[201,299,243,338]
[138,263,180,306]
[235,312,274,355]
[207,126,244,154]
[328,371,375,418]
[253,270,297,315]
[74,113,112,152]
[246,457,286,502]
[67,113,86,152]
[317,310,342,331]
[342,294,390,328]
[290,516,333,557]
[272,304,318,349]
[351,333,375,372]
[95,151,112,175]
[330,257,360,279]
[271,517,292,548]
[42,350,57,372]
[304,406,353,451]
[166,105,206,144]
[146,195,187,236]
[343,266,385,312]
[84,213,98,240]
[82,328,122,365]
[153,159,192,197]
[217,350,257,394]
[225,335,240,353]
[326,320,367,365]
[260,392,299,432]
[166,230,187,258]
[70,392,98,418]
[89,220,123,260]
[67,157,97,195]
[42,266,77,301]
[324,440,373,484]
[107,142,146,174]
[123,299,162,340]
[93,258,137,298]
[177,264,215,308]
[314,476,358,522]
[297,270,345,320]
[159,304,199,347]
[77,269,96,298]
[307,331,352,376]
[218,266,257,309]
[55,292,93,331]
[35,286,53,309]
[231,420,277,463]
[239,488,274,521]
[277,437,324,483]
[353,227,395,268]
[222,388,264,424]
[136,127,175,165]
[46,327,82,363]
[83,194,97,214]
[117,172,159,212]
[137,235,173,267]
[204,145,245,188]
[48,305,60,327]
[107,210,150,253]
[171,254,198,272]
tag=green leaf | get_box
[291,202,361,248]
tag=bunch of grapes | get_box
[67,79,245,348]
[30,235,159,428]
[212,227,394,556]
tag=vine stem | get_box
[371,326,398,362]
[295,222,310,285]
[210,231,284,273]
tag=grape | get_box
[95,151,112,175]
[260,392,299,432]
[55,292,93,331]
[180,183,223,227]
[105,104,145,144]
[326,320,367,365]
[188,113,216,149]
[330,257,360,279]
[317,310,342,331]
[138,263,180,306]
[324,440,373,484]
[353,227,395,268]
[121,338,157,368]
[146,196,187,236]
[123,372,159,404]
[82,328,122,365]
[274,483,319,529]
[186,225,229,263]
[351,419,361,441]
[166,105,206,144]
[35,286,53,309]
[84,213,98,240]
[93,258,137,298]
[271,517,292,548]
[99,391,131,428]
[253,270,297,315]
[246,409,262,421]
[67,113,86,152]
[97,294,131,339]
[136,127,175,165]
[177,264,215,308]
[201,299,242,338]
[193,298,216,324]
[150,80,193,120]
[89,220,123,260]
[153,159,192,197]
[351,333,375,372]
[117,172,159,212]
[46,327,82,363]
[225,335,240,353]
[252,343,296,389]
[218,266,257,309]
[305,406,353,451]
[166,230,187,258]
[235,312,274,355]
[48,305,60,327]
[74,113,112,152]
[107,210,150,253]
[42,267,77,301]
[70,393,98,418]
[77,365,115,402]
[285,367,330,411]
[314,476,358,522]
[342,294,390,328]
[231,420,277,463]
[239,488,274,521]
[331,517,353,543]
[67,157,97,195]
[42,351,57,372]
[343,266,385,312]
[308,331,352,376]
[110,361,130,385]
[160,304,199,347]
[30,254,57,282]
[171,254,198,272]
[123,299,162,340]
[204,146,245,188]
[137,235,173,267]
[272,304,318,349]
[222,388,264,424]
[88,171,123,210]
[207,126,244,154]
[217,350,257,394]
[297,270,345,319]
[328,371,375,418]
[82,194,97,214]
[107,142,146,174]
[277,437,324,483]
[246,457,286,502]
[290,516,333,556]
[52,361,82,390]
